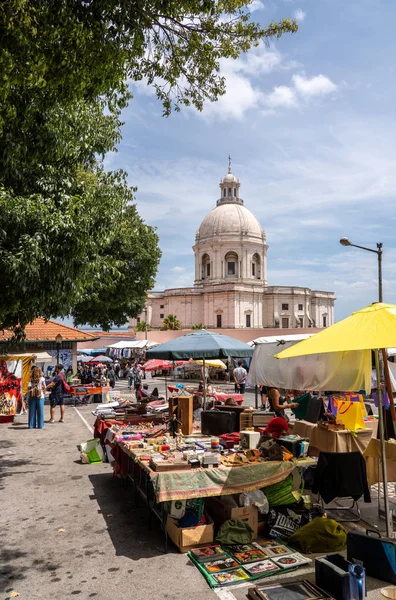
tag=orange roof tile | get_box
[0,318,98,342]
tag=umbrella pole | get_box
[382,348,396,424]
[376,349,392,537]
[165,371,168,403]
[203,357,207,411]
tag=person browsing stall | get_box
[46,364,66,423]
[233,360,247,394]
[27,366,46,429]
[266,386,298,420]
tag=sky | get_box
[104,0,396,323]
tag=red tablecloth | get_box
[212,392,243,405]
[94,418,125,443]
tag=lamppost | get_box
[340,237,391,534]
[55,333,63,365]
[144,306,148,340]
[339,238,383,302]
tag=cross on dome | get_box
[228,154,232,173]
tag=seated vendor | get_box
[135,382,146,403]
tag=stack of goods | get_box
[0,393,16,417]
[188,540,311,588]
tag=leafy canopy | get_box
[0,1,297,336]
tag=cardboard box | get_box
[166,515,214,553]
[205,496,258,539]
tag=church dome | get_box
[197,202,264,242]
[196,162,265,243]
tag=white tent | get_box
[248,333,370,392]
[107,340,159,350]
[17,351,53,362]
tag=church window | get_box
[160,304,164,308]
[202,253,210,279]
[227,262,235,275]
[299,317,304,327]
[228,187,231,196]
[281,303,289,310]
[234,188,236,197]
[298,303,303,311]
[137,317,140,324]
[217,314,222,328]
[225,251,238,277]
[252,253,261,279]
[160,313,164,319]
[246,314,251,328]
[206,263,210,276]
[281,317,289,329]
[223,189,226,197]
[252,263,255,276]
[323,315,327,327]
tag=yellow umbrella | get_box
[275,302,396,358]
[275,302,396,536]
[192,359,227,369]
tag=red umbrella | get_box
[142,359,186,371]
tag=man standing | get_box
[46,364,65,423]
[233,360,247,394]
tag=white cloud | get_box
[292,73,337,97]
[264,85,297,108]
[171,266,185,273]
[250,0,265,13]
[294,9,306,22]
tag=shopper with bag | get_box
[27,366,46,429]
[46,364,66,423]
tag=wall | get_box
[135,327,322,344]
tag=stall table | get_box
[363,438,396,486]
[291,419,378,455]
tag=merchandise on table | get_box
[203,556,239,573]
[231,549,269,564]
[190,545,227,562]
[243,560,280,576]
[259,544,294,557]
[211,568,250,586]
[270,552,311,569]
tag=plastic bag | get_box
[239,490,269,515]
[78,438,104,463]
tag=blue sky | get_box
[104,0,396,323]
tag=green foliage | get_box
[191,323,205,329]
[162,314,182,330]
[0,1,297,337]
[136,321,151,333]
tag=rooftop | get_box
[0,318,98,343]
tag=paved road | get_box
[0,406,216,600]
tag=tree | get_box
[136,321,152,333]
[191,323,205,330]
[162,315,182,331]
[0,1,297,337]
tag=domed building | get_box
[131,163,335,332]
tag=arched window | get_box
[223,189,226,197]
[252,253,261,279]
[225,251,238,277]
[228,187,231,196]
[234,188,236,197]
[201,253,211,279]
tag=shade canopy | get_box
[146,329,253,360]
[192,359,227,369]
[276,303,396,359]
[108,340,159,350]
[89,355,113,363]
[142,359,183,371]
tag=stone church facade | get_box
[130,165,335,331]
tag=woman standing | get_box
[28,366,46,429]
[267,386,298,420]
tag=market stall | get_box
[292,419,378,455]
[0,353,35,421]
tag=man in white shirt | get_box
[233,360,247,394]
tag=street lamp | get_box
[339,238,383,302]
[340,237,391,533]
[144,306,148,340]
[55,333,63,365]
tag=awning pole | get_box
[376,348,392,537]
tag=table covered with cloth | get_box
[363,438,396,486]
[291,419,378,455]
[115,441,295,503]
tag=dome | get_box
[222,172,238,183]
[197,202,264,242]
